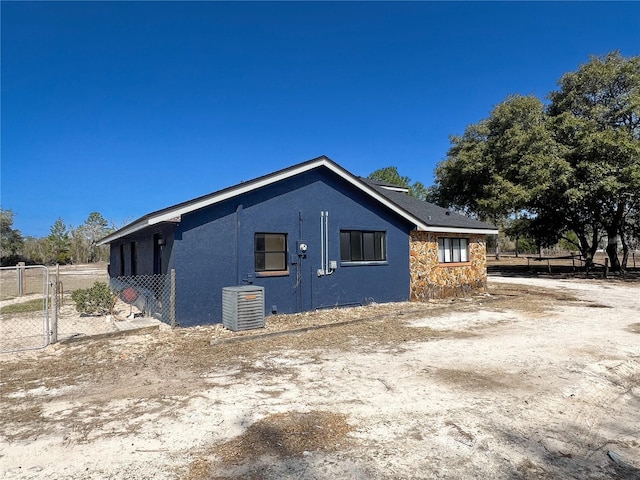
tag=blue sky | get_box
[2,1,639,237]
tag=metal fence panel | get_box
[0,265,51,352]
[110,272,175,326]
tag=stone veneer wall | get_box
[409,231,487,301]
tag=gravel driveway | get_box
[1,276,639,479]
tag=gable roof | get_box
[98,156,497,245]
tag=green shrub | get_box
[71,281,116,315]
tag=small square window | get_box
[255,233,287,272]
[437,237,469,264]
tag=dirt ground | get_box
[1,275,639,479]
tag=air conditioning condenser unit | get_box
[222,286,265,331]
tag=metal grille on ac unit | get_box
[222,286,265,331]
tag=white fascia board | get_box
[150,161,330,224]
[96,216,182,245]
[99,160,336,244]
[322,161,432,230]
[149,158,430,230]
[418,226,499,235]
[96,220,152,246]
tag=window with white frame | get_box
[437,237,469,263]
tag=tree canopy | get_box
[432,52,640,270]
[0,209,24,261]
[368,166,430,200]
[1,211,114,266]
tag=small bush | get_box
[71,281,116,315]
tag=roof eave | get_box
[96,219,151,246]
[96,216,182,246]
[417,225,499,235]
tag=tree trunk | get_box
[620,231,629,271]
[494,216,501,261]
[605,229,621,272]
[604,203,626,273]
[576,230,596,272]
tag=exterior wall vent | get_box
[222,286,265,331]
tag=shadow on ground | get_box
[487,262,640,281]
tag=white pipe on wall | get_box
[319,211,325,276]
[318,211,334,276]
[325,211,329,274]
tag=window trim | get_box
[340,230,387,264]
[254,232,289,274]
[437,237,469,264]
[340,260,388,267]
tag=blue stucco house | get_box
[98,156,497,327]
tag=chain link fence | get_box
[0,264,52,352]
[1,264,177,353]
[110,271,176,326]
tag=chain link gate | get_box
[0,265,53,353]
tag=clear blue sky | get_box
[2,1,639,237]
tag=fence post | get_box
[17,262,25,296]
[604,258,609,278]
[51,275,58,344]
[170,269,176,327]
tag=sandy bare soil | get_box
[1,276,639,479]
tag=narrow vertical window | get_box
[460,238,468,262]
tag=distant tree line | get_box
[0,209,115,266]
[371,52,640,271]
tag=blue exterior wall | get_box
[108,224,175,277]
[110,168,413,327]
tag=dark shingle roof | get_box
[361,178,496,231]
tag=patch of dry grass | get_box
[182,411,352,480]
[0,282,579,446]
[434,368,515,391]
